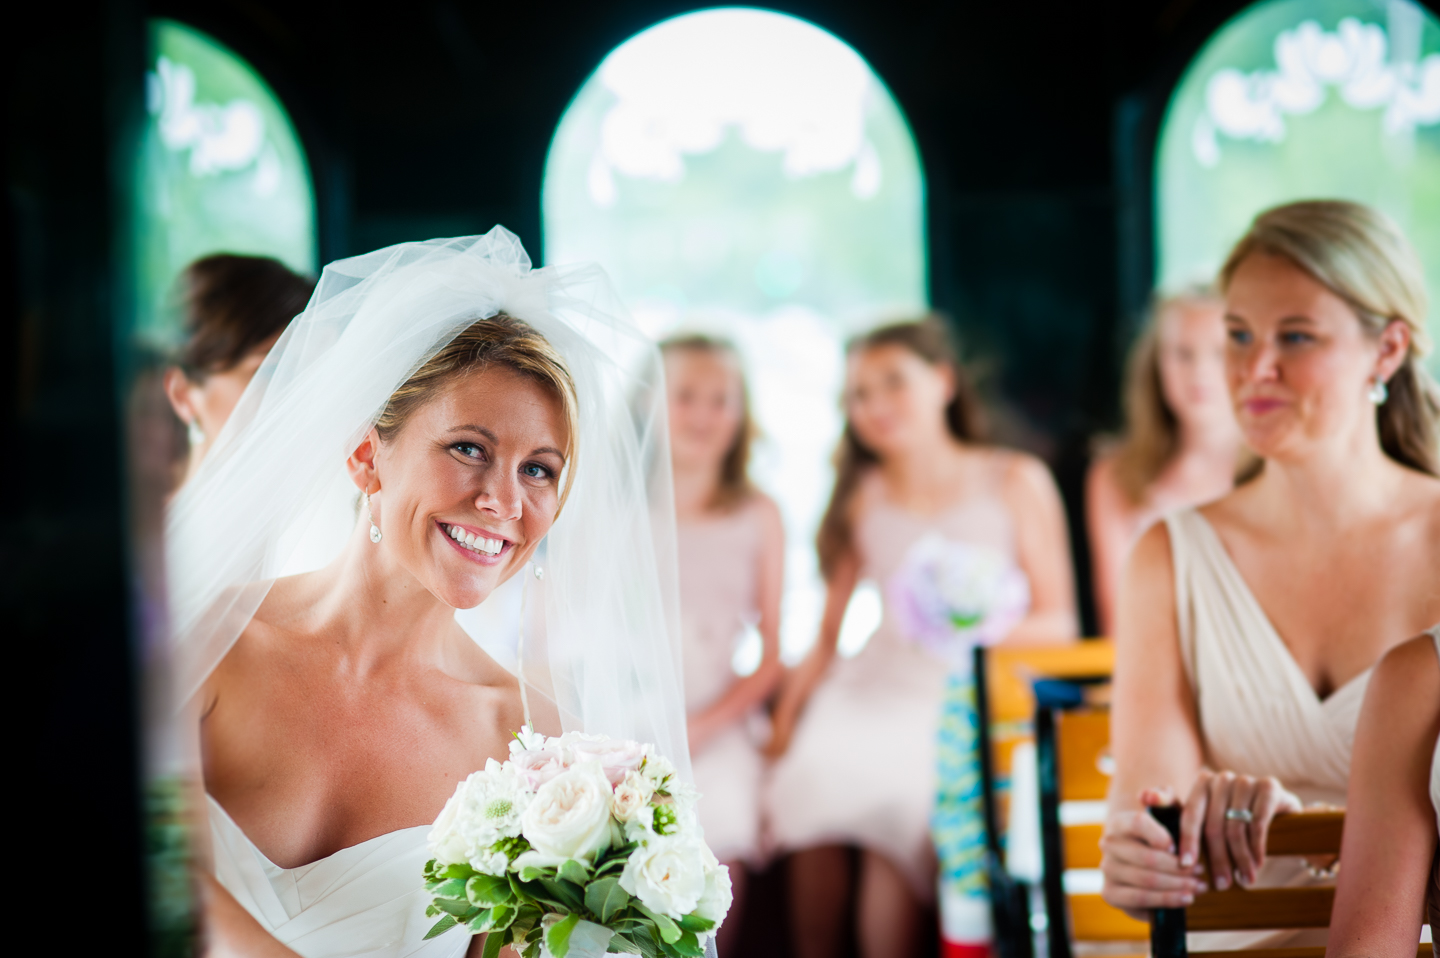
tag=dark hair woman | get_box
[162,253,314,487]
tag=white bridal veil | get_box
[166,227,689,776]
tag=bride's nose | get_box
[473,470,523,521]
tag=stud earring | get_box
[366,493,382,543]
[186,419,205,447]
[1368,377,1389,405]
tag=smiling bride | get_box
[166,229,690,958]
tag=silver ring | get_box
[1224,807,1254,823]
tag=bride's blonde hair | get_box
[376,312,580,508]
[1220,200,1439,477]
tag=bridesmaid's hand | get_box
[1179,769,1301,890]
[1100,789,1207,919]
[761,708,796,759]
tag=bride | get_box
[167,230,690,958]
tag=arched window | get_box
[135,19,317,346]
[1157,0,1440,354]
[543,8,926,660]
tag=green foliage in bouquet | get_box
[422,845,716,958]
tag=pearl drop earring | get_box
[186,418,205,447]
[366,493,382,543]
[1368,377,1389,405]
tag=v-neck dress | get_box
[1166,509,1371,949]
[209,795,467,958]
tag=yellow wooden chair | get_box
[976,641,1145,958]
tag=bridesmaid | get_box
[1325,627,1439,958]
[766,318,1077,958]
[163,253,313,487]
[662,335,785,955]
[1086,289,1244,635]
[1101,201,1440,946]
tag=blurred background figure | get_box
[765,319,1077,958]
[162,254,314,488]
[663,335,786,956]
[1103,201,1440,946]
[1085,289,1244,635]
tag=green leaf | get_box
[585,876,632,924]
[489,904,518,931]
[467,874,515,907]
[441,862,477,880]
[676,913,715,933]
[633,903,681,944]
[607,931,645,955]
[545,912,581,958]
[658,930,704,958]
[467,909,494,933]
[423,914,459,940]
[519,863,553,882]
[482,931,505,958]
[522,940,541,958]
[540,878,586,912]
[435,898,478,919]
[432,878,468,899]
[620,924,661,958]
[557,858,591,886]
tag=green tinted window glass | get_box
[136,19,317,347]
[542,9,925,660]
[1157,0,1440,354]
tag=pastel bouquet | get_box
[422,728,731,958]
[885,533,1030,668]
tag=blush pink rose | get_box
[566,735,648,785]
[512,746,569,790]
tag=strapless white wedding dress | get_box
[209,796,469,958]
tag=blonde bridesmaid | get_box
[663,335,785,956]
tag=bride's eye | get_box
[452,442,484,460]
[522,462,552,480]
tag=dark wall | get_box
[3,0,150,941]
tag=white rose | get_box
[612,771,654,824]
[520,761,614,862]
[695,848,733,925]
[427,777,473,866]
[619,834,708,918]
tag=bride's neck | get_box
[301,522,457,663]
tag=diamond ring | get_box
[1224,807,1254,823]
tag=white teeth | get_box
[446,524,504,556]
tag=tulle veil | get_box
[165,226,690,778]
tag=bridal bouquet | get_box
[886,533,1030,668]
[423,728,731,958]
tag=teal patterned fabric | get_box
[933,671,989,900]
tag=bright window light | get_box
[1157,0,1440,367]
[543,8,926,662]
[135,19,317,349]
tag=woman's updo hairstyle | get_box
[816,316,986,579]
[176,254,314,380]
[1219,200,1439,477]
[376,312,580,508]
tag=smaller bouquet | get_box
[423,728,731,958]
[885,534,1030,669]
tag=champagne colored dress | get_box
[1427,628,1440,955]
[209,795,466,958]
[1165,509,1370,949]
[678,497,770,864]
[764,471,1017,899]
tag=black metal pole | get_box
[1147,805,1187,958]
